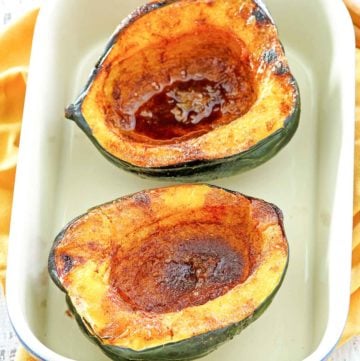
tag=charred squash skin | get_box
[48,184,289,361]
[65,0,300,181]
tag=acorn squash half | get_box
[49,184,289,361]
[66,0,300,181]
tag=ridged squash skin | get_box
[66,0,300,181]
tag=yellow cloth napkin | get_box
[0,8,38,361]
[0,7,38,289]
[0,7,359,361]
[338,50,360,347]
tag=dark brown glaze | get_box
[262,49,278,64]
[133,78,244,140]
[61,255,74,274]
[102,26,256,143]
[133,192,151,207]
[273,61,289,75]
[110,229,251,313]
[252,5,272,25]
[65,309,74,318]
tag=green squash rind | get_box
[65,270,286,361]
[65,289,279,361]
[65,0,301,182]
[67,81,300,182]
[48,185,289,361]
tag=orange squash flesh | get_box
[66,0,300,180]
[49,184,288,355]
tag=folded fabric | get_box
[0,7,36,288]
[0,8,38,361]
[338,50,360,347]
[0,6,358,361]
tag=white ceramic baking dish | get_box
[6,0,355,360]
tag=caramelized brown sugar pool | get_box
[110,223,251,313]
[102,26,257,142]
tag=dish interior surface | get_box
[8,0,354,360]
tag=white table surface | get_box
[0,1,359,361]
